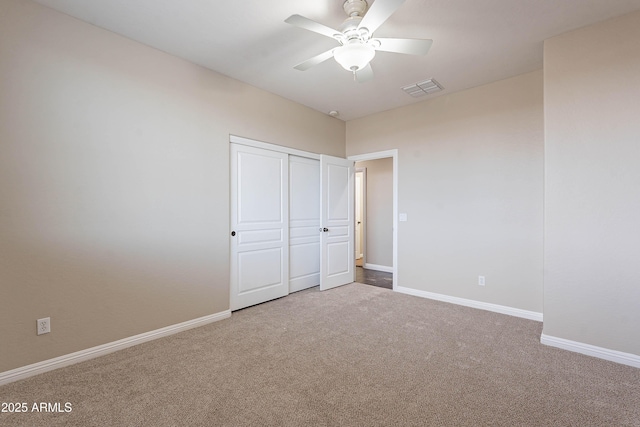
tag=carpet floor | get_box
[1,283,639,426]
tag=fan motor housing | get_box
[339,16,363,34]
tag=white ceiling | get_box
[34,0,640,121]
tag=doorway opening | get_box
[349,150,398,290]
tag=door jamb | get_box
[355,168,367,265]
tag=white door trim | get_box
[348,150,398,290]
[230,135,320,160]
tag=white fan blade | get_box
[294,49,335,71]
[375,38,433,55]
[285,14,341,40]
[358,0,406,34]
[356,64,374,83]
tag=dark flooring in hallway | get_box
[356,266,393,289]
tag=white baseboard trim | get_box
[0,310,231,386]
[395,286,543,322]
[541,333,640,368]
[363,263,393,273]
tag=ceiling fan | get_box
[285,0,432,83]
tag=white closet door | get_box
[320,155,355,290]
[289,156,320,292]
[230,143,289,310]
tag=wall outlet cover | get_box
[37,317,51,335]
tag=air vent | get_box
[402,78,443,97]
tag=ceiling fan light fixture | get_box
[286,0,433,82]
[333,42,375,72]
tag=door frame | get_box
[230,135,321,160]
[348,150,398,290]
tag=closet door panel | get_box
[289,156,320,292]
[230,144,289,310]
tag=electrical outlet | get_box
[478,276,485,286]
[37,317,51,335]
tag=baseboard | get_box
[0,310,231,386]
[541,333,640,368]
[363,263,393,273]
[395,286,543,322]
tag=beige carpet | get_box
[1,283,639,426]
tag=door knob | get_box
[231,231,236,236]
[323,228,329,232]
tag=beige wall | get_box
[543,11,640,356]
[6,0,636,375]
[355,159,393,268]
[0,0,344,373]
[347,71,544,313]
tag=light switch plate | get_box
[399,213,407,222]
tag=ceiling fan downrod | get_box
[343,0,368,18]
